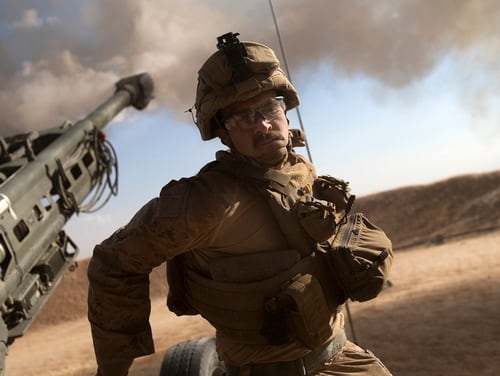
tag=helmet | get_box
[194,32,300,140]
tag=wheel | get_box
[159,337,226,376]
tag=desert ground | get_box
[6,228,500,376]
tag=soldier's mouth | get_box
[254,132,284,147]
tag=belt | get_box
[225,329,347,376]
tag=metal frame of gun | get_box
[0,73,154,374]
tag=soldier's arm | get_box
[87,178,227,375]
[87,197,165,374]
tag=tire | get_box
[159,337,226,376]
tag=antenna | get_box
[268,0,360,346]
[268,0,313,163]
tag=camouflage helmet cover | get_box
[194,35,300,140]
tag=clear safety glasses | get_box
[224,96,286,130]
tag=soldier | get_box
[88,32,393,376]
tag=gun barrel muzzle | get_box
[115,73,154,110]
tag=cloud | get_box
[77,213,113,225]
[1,0,500,136]
[12,9,43,29]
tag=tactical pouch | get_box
[326,213,393,302]
[296,200,337,242]
[277,273,332,349]
[295,174,356,243]
[313,175,355,212]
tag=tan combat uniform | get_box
[88,150,392,375]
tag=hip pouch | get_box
[276,273,333,349]
[327,213,393,302]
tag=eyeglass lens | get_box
[225,96,285,130]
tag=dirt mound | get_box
[352,169,500,248]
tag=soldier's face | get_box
[222,91,289,166]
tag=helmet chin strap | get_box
[214,127,233,148]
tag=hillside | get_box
[352,169,500,249]
[33,168,500,328]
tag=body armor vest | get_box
[167,151,351,347]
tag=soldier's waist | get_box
[225,329,347,376]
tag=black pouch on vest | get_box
[278,273,332,349]
[261,297,289,345]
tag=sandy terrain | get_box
[6,229,500,376]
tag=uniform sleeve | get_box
[87,178,228,374]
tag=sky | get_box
[1,0,500,259]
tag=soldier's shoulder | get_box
[158,163,242,208]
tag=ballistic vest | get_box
[167,151,347,346]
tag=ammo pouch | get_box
[296,175,355,243]
[313,175,355,212]
[325,213,393,302]
[273,273,332,349]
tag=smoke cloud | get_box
[1,0,499,136]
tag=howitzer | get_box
[0,73,154,374]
